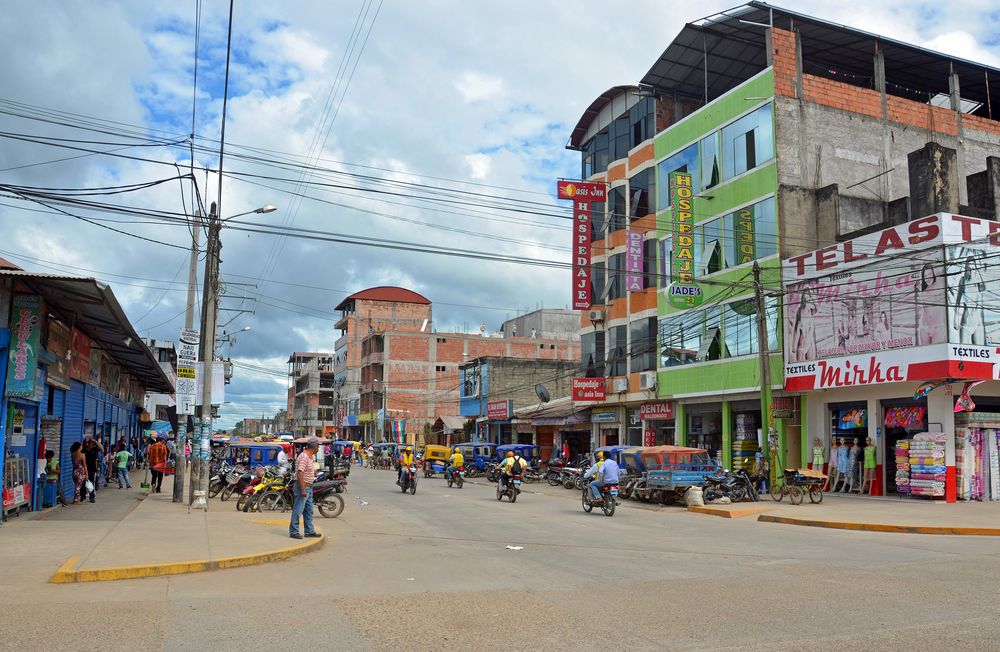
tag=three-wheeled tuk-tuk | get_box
[456,443,496,476]
[640,445,717,504]
[422,444,452,477]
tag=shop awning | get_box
[433,416,466,433]
[2,270,172,393]
[513,397,589,426]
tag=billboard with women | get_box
[946,243,1000,346]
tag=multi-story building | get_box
[286,352,336,436]
[499,308,579,340]
[567,2,1000,475]
[141,338,177,423]
[333,286,432,438]
[360,315,580,445]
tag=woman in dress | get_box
[70,441,88,504]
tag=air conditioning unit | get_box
[587,309,605,322]
[612,377,628,393]
[639,371,657,390]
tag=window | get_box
[700,132,720,191]
[607,325,628,376]
[606,253,625,301]
[643,238,658,289]
[656,143,700,211]
[582,138,595,178]
[722,297,779,358]
[608,186,627,232]
[659,307,721,367]
[629,97,655,148]
[589,201,606,242]
[659,236,672,288]
[610,115,630,161]
[437,338,447,343]
[694,217,728,277]
[436,365,446,372]
[581,331,605,377]
[721,103,774,179]
[594,132,609,174]
[628,168,654,220]
[590,260,606,305]
[630,317,658,373]
[725,196,777,268]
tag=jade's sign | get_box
[667,282,704,309]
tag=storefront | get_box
[640,401,675,446]
[685,402,723,459]
[591,407,620,448]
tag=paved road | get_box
[5,466,1000,651]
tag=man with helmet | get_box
[446,446,464,483]
[584,450,619,502]
[397,446,415,485]
[498,450,526,495]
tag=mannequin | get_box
[825,438,841,491]
[811,437,825,473]
[860,436,877,495]
[836,437,850,492]
[844,438,861,492]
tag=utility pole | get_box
[173,212,200,503]
[192,201,222,506]
[752,261,776,480]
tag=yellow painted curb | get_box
[49,533,323,583]
[758,514,1000,536]
[688,505,773,519]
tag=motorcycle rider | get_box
[584,451,619,502]
[397,446,415,485]
[446,447,464,482]
[498,450,526,495]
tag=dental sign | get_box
[558,180,606,310]
[783,213,1000,391]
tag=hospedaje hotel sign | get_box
[666,171,704,309]
[557,180,606,310]
[782,213,1000,391]
[6,295,42,398]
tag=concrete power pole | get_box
[174,212,200,503]
[752,261,775,476]
[192,201,222,506]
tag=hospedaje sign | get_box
[6,295,42,398]
[667,171,703,309]
[782,213,1000,391]
[557,180,606,310]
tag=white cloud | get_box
[464,153,491,179]
[454,71,505,102]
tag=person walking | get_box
[70,442,88,504]
[147,436,168,493]
[289,437,321,540]
[114,446,133,489]
[83,438,102,502]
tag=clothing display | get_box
[846,443,861,483]
[895,439,910,494]
[812,445,825,470]
[863,444,877,470]
[908,433,946,498]
[837,444,849,474]
[955,413,1000,501]
[732,412,760,472]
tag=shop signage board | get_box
[782,213,1000,389]
[643,429,656,446]
[557,180,606,310]
[735,207,756,264]
[669,171,695,285]
[625,230,644,292]
[88,345,102,386]
[591,409,618,424]
[770,397,794,419]
[486,400,512,420]
[571,377,607,401]
[69,327,91,382]
[6,294,42,398]
[640,401,674,420]
[46,320,71,390]
[177,328,199,416]
[666,282,704,309]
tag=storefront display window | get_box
[881,398,928,495]
[687,407,722,459]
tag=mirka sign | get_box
[558,180,607,310]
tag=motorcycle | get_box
[445,465,465,489]
[703,469,757,503]
[398,464,418,494]
[521,463,542,484]
[561,467,582,490]
[484,462,501,483]
[496,473,522,503]
[582,483,618,517]
[216,465,251,502]
[312,478,347,517]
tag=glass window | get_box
[582,138,595,179]
[656,143,700,211]
[630,316,658,373]
[628,168,654,220]
[607,253,625,301]
[643,238,658,289]
[612,115,630,161]
[607,325,628,376]
[700,132,720,191]
[589,201,606,242]
[659,236,672,288]
[722,297,779,358]
[608,187,627,232]
[694,217,728,278]
[581,331,605,377]
[629,97,655,148]
[721,103,774,180]
[590,260,606,305]
[594,132,609,174]
[659,307,721,367]
[728,196,777,265]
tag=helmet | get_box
[404,447,412,452]
[454,447,461,453]
[596,451,605,460]
[506,451,514,458]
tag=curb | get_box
[757,514,1000,536]
[688,505,773,519]
[49,532,324,583]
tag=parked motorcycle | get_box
[582,483,618,517]
[703,469,757,503]
[398,464,418,494]
[445,465,465,489]
[496,473,522,502]
[209,462,244,499]
[484,462,501,483]
[561,467,582,489]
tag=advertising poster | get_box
[88,346,102,386]
[946,243,1000,346]
[837,408,867,430]
[784,249,946,365]
[46,320,71,390]
[69,327,91,382]
[6,294,42,398]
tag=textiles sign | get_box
[571,377,607,402]
[486,400,512,420]
[7,295,42,398]
[558,180,606,310]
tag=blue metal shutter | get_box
[60,380,86,500]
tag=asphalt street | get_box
[4,466,1000,651]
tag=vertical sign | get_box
[176,328,199,415]
[625,230,644,292]
[45,320,71,390]
[69,327,91,382]
[736,207,755,264]
[557,180,606,310]
[666,172,704,309]
[6,295,42,398]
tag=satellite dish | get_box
[534,384,551,404]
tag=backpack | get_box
[510,456,522,476]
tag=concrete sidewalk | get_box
[0,476,324,584]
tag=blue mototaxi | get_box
[496,444,540,465]
[594,445,634,468]
[456,443,496,472]
[224,441,286,468]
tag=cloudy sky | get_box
[1,0,998,426]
